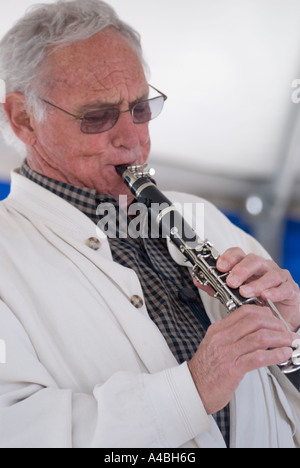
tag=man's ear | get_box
[2,93,37,146]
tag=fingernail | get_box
[217,259,229,271]
[228,274,240,288]
[240,285,253,297]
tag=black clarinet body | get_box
[116,164,300,392]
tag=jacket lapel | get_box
[8,172,179,373]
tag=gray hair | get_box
[0,0,147,152]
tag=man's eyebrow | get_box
[76,92,149,115]
[76,100,122,114]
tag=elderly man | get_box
[0,0,299,448]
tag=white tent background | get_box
[1,0,300,264]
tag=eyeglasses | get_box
[39,85,167,134]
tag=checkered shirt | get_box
[20,161,230,447]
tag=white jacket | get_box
[0,170,299,448]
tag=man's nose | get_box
[111,111,140,149]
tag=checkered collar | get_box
[20,160,117,225]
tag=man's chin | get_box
[103,182,135,207]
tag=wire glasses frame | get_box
[39,84,167,134]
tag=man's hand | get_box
[190,247,300,414]
[188,305,297,415]
[194,247,300,332]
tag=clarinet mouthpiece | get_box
[116,164,156,180]
[115,165,128,177]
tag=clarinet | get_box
[116,163,300,392]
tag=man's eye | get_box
[84,110,112,123]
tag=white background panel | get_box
[1,0,300,180]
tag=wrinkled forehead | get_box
[37,28,147,105]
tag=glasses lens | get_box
[132,96,165,124]
[81,108,120,134]
[80,94,166,134]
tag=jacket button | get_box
[86,237,101,251]
[130,295,144,309]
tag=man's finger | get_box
[217,247,246,272]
